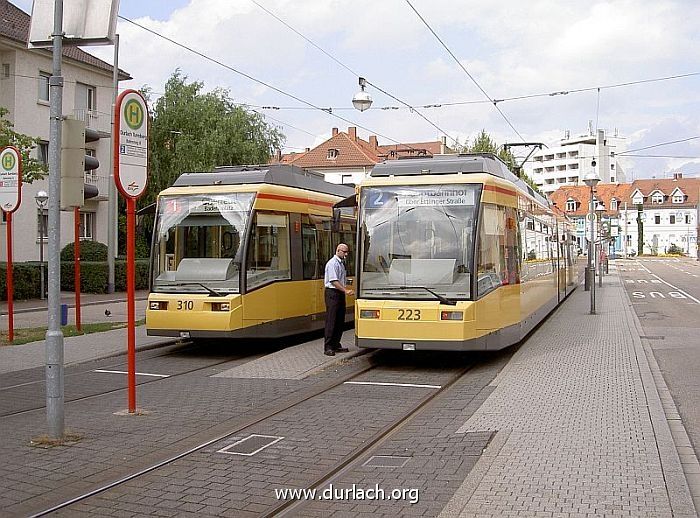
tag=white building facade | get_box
[0,0,128,263]
[524,129,626,195]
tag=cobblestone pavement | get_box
[0,272,697,517]
[440,269,697,518]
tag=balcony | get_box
[72,108,111,134]
[84,172,110,201]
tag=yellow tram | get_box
[352,154,577,351]
[146,164,356,339]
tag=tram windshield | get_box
[151,192,254,294]
[359,184,480,301]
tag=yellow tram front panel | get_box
[356,299,476,342]
[146,294,243,335]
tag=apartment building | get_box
[524,129,626,195]
[0,0,129,262]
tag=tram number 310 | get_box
[177,300,194,310]
[398,309,421,320]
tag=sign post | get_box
[0,147,22,342]
[114,89,148,413]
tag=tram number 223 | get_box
[398,309,421,320]
[177,300,194,310]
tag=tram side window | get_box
[301,216,320,280]
[333,219,356,276]
[476,204,506,297]
[246,212,291,289]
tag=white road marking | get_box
[93,369,170,378]
[344,381,441,389]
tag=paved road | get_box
[618,257,700,462]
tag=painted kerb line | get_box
[93,369,170,378]
[275,483,420,504]
[344,381,442,389]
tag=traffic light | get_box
[60,118,102,209]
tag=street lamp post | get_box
[35,190,48,300]
[352,77,373,112]
[583,169,600,314]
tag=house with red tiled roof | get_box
[272,126,451,184]
[0,0,131,263]
[549,174,699,256]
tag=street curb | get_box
[0,296,149,316]
[618,268,698,517]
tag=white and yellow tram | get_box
[352,154,577,351]
[146,164,356,340]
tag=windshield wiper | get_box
[366,285,456,305]
[179,282,223,297]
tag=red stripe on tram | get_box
[256,193,335,207]
[484,185,517,197]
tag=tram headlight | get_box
[441,311,463,320]
[149,301,167,310]
[360,309,380,319]
[211,302,230,312]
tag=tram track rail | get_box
[0,339,270,419]
[267,361,476,517]
[24,351,480,518]
[27,353,381,517]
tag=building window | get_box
[673,193,684,203]
[610,198,617,210]
[654,215,660,225]
[327,148,339,160]
[80,212,95,240]
[670,215,675,224]
[37,141,49,165]
[38,71,51,102]
[686,214,691,224]
[566,199,576,212]
[610,177,615,183]
[651,193,664,204]
[632,195,643,205]
[2,63,9,78]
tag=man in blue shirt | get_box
[323,243,354,356]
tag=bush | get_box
[61,241,108,261]
[61,260,150,293]
[667,243,684,255]
[0,263,42,300]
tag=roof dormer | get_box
[670,187,685,204]
[630,188,644,205]
[649,189,665,204]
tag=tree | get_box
[465,129,542,195]
[143,70,285,209]
[0,106,47,183]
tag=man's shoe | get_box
[334,347,349,353]
[324,350,335,356]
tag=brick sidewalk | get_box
[440,268,698,517]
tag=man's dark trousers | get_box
[324,288,346,351]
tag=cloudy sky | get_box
[14,0,700,179]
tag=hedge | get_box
[0,260,150,300]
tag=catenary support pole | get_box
[46,0,65,439]
[107,35,119,293]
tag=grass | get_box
[1,319,146,346]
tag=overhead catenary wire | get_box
[117,15,415,149]
[404,0,526,143]
[249,0,461,148]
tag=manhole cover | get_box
[217,435,283,456]
[363,455,410,468]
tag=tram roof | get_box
[172,164,355,198]
[369,153,549,206]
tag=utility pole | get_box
[46,0,65,439]
[107,34,119,293]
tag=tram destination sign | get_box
[367,186,475,208]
